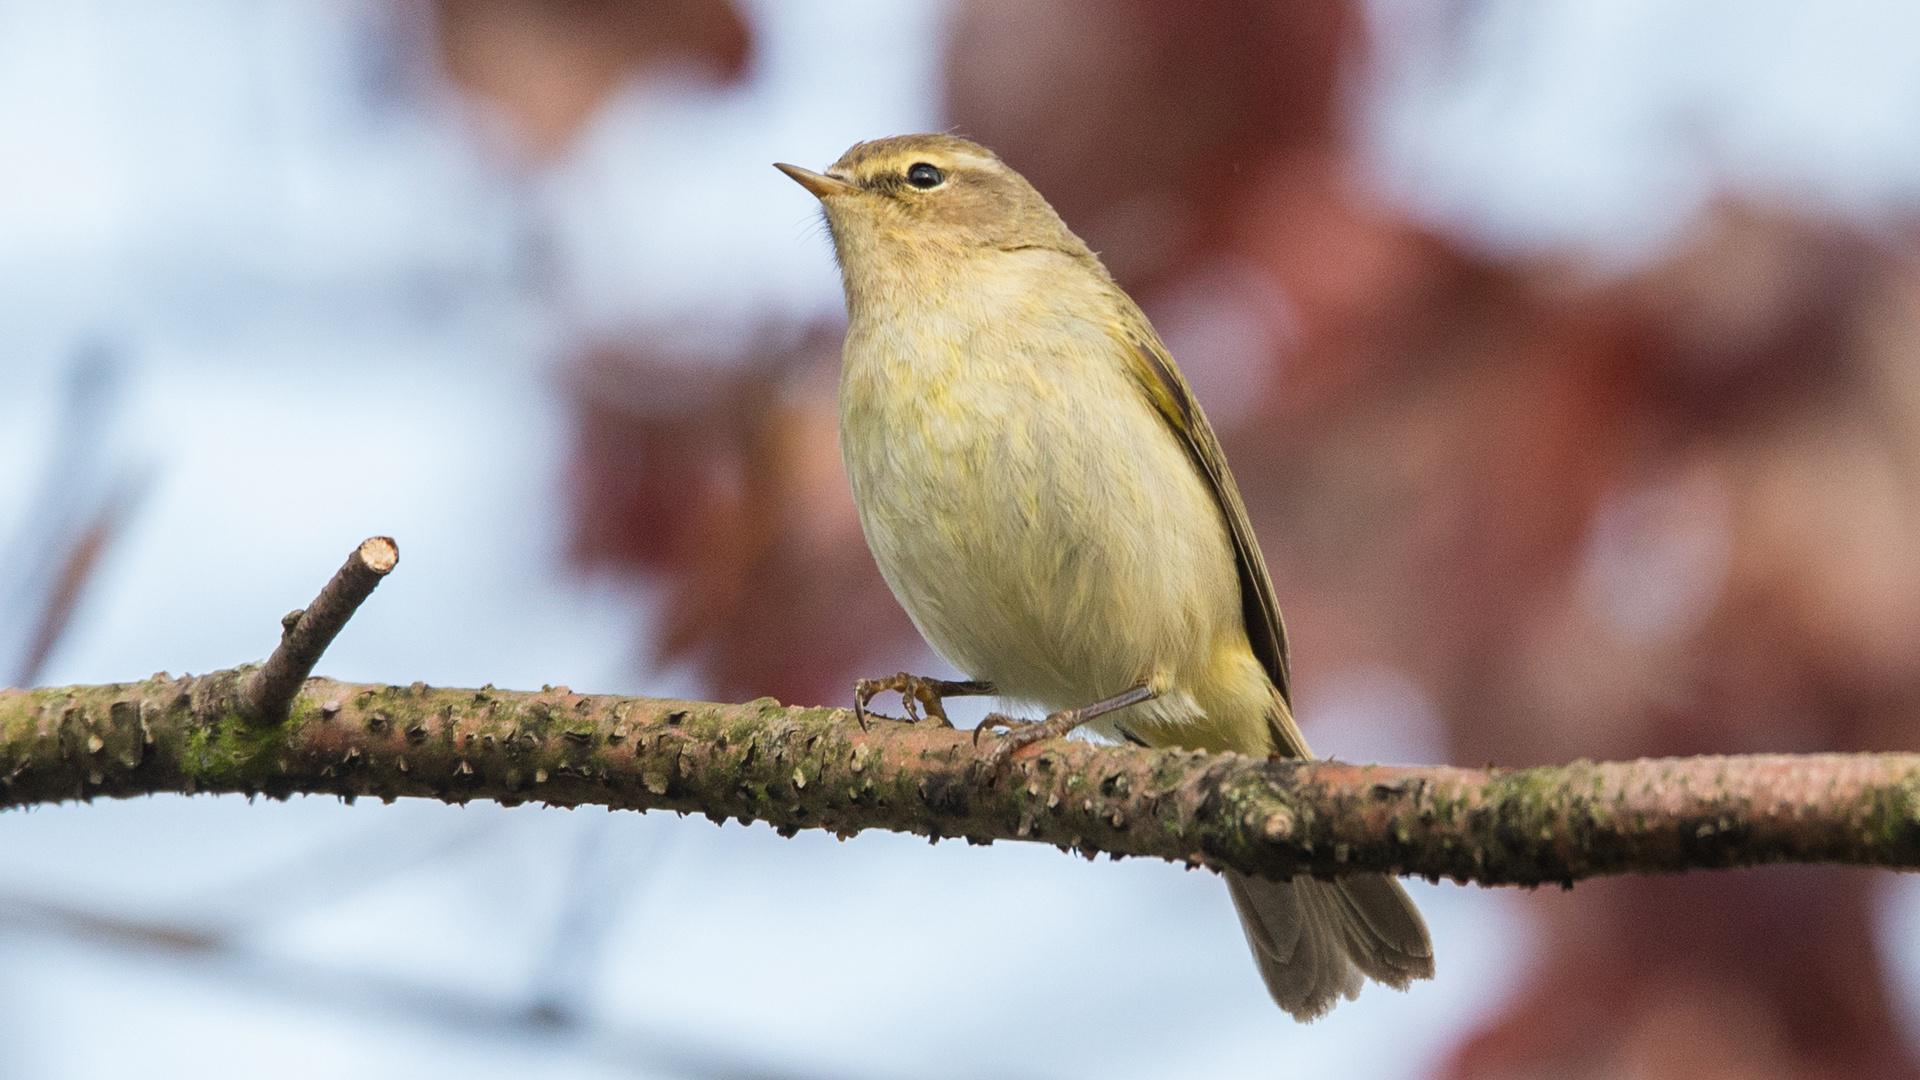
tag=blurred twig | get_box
[0,891,839,1080]
[11,476,147,688]
[1,339,151,687]
[524,813,671,1027]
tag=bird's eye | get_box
[906,162,945,189]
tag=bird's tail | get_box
[1226,870,1434,1021]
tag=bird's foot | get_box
[974,708,1091,769]
[973,683,1163,770]
[852,673,993,730]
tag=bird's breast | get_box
[837,261,1242,712]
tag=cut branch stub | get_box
[241,537,397,724]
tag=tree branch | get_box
[14,536,1917,888]
[6,669,1919,887]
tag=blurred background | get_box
[4,1,1920,1077]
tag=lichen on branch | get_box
[6,671,1920,887]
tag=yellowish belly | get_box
[839,321,1244,723]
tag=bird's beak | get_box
[775,162,858,199]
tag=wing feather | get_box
[1115,307,1309,758]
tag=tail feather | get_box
[1330,872,1435,987]
[1227,871,1434,1021]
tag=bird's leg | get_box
[976,683,1160,768]
[852,673,994,730]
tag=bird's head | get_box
[776,134,1092,276]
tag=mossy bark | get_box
[6,670,1920,887]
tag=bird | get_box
[775,133,1432,1020]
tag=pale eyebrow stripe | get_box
[946,151,1000,171]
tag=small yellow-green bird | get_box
[776,134,1432,1020]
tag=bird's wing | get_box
[1115,305,1310,758]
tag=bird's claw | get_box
[972,712,1025,745]
[975,708,1086,771]
[854,672,984,730]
